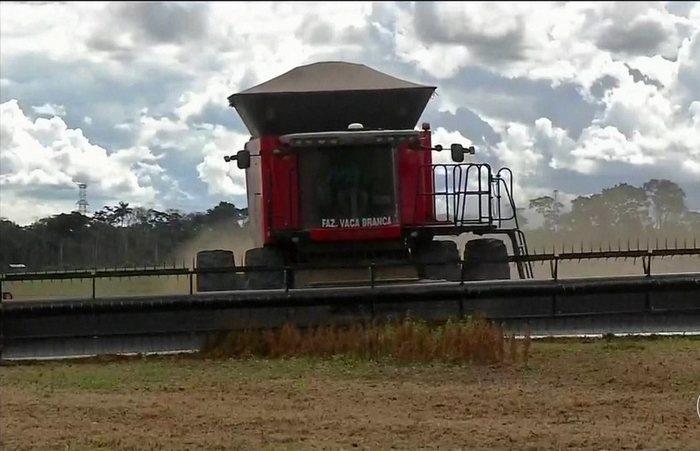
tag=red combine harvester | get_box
[197,62,531,290]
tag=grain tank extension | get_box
[197,62,531,290]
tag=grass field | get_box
[2,336,699,450]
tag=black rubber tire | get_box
[413,240,461,282]
[196,250,243,292]
[462,238,510,281]
[245,246,286,289]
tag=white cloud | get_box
[573,126,653,169]
[1,1,699,222]
[31,103,66,117]
[127,100,250,197]
[195,125,249,196]
[0,100,185,224]
[196,140,249,197]
[397,2,697,97]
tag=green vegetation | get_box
[1,178,698,275]
[525,179,698,249]
[0,201,248,271]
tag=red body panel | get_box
[246,136,300,247]
[309,225,402,242]
[247,129,435,247]
[267,150,299,232]
[399,130,434,226]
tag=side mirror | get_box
[224,150,251,169]
[236,149,250,169]
[450,144,465,162]
[450,144,476,162]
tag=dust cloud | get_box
[443,231,699,279]
[172,221,254,268]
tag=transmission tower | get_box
[77,183,88,214]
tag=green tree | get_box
[205,202,241,222]
[113,201,134,227]
[562,183,649,236]
[643,179,686,229]
[35,212,90,267]
[529,196,563,232]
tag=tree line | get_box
[0,179,697,271]
[524,179,699,250]
[0,202,248,271]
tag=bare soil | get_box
[2,337,699,450]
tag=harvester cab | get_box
[198,62,531,291]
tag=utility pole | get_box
[77,183,88,215]
[553,189,561,233]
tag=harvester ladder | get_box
[415,163,534,279]
[493,168,533,279]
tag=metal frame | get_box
[2,246,698,299]
[3,272,700,361]
[410,163,534,279]
[3,246,698,361]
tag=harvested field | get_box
[1,337,699,450]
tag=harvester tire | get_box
[196,250,242,292]
[414,240,461,282]
[245,246,286,289]
[463,238,510,281]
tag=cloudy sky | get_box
[1,1,699,225]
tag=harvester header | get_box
[228,61,436,136]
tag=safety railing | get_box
[493,168,518,225]
[415,164,525,229]
[415,163,491,226]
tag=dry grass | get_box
[202,317,529,365]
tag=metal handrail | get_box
[414,163,529,229]
[415,163,495,226]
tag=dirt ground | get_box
[1,337,699,450]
